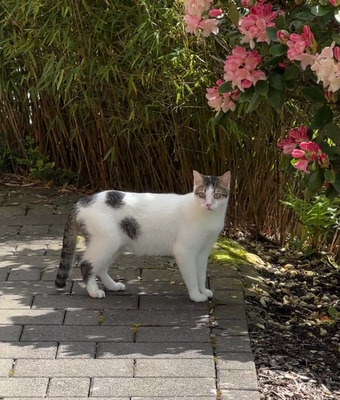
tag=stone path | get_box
[0,185,260,399]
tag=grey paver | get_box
[0,378,49,396]
[32,294,138,310]
[219,390,261,400]
[0,359,13,377]
[0,281,72,295]
[0,294,33,309]
[218,369,259,390]
[213,304,247,320]
[0,325,23,340]
[7,267,42,281]
[138,294,208,310]
[57,342,97,359]
[0,342,58,358]
[209,277,243,289]
[212,289,244,305]
[135,359,215,377]
[216,353,256,370]
[21,325,133,342]
[97,342,214,359]
[212,319,249,336]
[14,359,133,377]
[136,326,210,343]
[91,377,216,397]
[0,309,64,325]
[48,377,90,397]
[215,335,252,353]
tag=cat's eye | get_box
[198,192,206,199]
[214,193,222,199]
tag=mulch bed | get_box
[242,239,340,400]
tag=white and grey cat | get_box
[55,170,231,302]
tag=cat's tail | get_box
[55,207,79,288]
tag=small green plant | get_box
[282,193,340,252]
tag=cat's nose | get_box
[206,203,212,209]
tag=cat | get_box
[55,170,231,302]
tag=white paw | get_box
[201,288,213,299]
[190,292,208,302]
[89,289,106,299]
[114,282,125,291]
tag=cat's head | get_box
[193,171,231,211]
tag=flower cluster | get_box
[206,80,238,112]
[238,1,278,49]
[285,26,317,71]
[277,126,329,174]
[184,0,221,37]
[223,46,266,91]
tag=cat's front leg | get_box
[174,247,208,302]
[196,247,214,299]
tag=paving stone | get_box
[209,277,243,289]
[212,320,249,336]
[0,342,58,358]
[97,342,214,359]
[7,398,128,400]
[135,359,215,377]
[26,205,55,215]
[215,336,252,353]
[0,325,23,340]
[0,245,16,256]
[216,353,256,370]
[56,342,97,359]
[125,281,188,296]
[136,326,210,343]
[91,377,216,397]
[19,225,50,236]
[7,267,42,281]
[140,268,177,281]
[133,398,216,400]
[139,295,208,310]
[32,294,138,310]
[0,256,59,270]
[21,325,133,342]
[0,309,64,325]
[0,267,10,281]
[213,305,247,320]
[0,359,13,377]
[211,289,244,305]
[63,310,101,326]
[0,226,20,237]
[1,215,63,226]
[15,359,133,377]
[0,205,27,217]
[0,281,72,296]
[0,378,48,396]
[208,264,241,277]
[220,390,261,400]
[0,294,33,309]
[48,377,90,397]
[218,369,259,390]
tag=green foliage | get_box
[281,192,340,251]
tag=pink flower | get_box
[300,141,322,161]
[318,153,330,168]
[277,30,290,44]
[184,13,201,35]
[221,92,237,112]
[329,0,340,6]
[287,26,317,70]
[199,18,219,37]
[209,8,223,17]
[184,0,212,18]
[238,2,277,49]
[241,0,253,6]
[291,149,305,158]
[223,46,266,91]
[277,126,309,154]
[294,158,309,174]
[206,86,223,111]
[311,42,340,93]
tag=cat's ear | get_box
[219,171,231,190]
[193,170,204,187]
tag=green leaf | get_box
[268,88,284,112]
[238,87,254,103]
[324,123,340,145]
[328,307,339,318]
[324,169,335,184]
[218,81,232,94]
[246,92,263,113]
[283,65,300,81]
[307,169,325,195]
[266,27,279,42]
[269,44,287,57]
[268,72,285,91]
[285,80,296,91]
[300,87,326,104]
[311,105,333,130]
[325,183,339,200]
[332,33,340,45]
[254,80,269,96]
[228,2,239,26]
[334,173,340,192]
[275,14,288,30]
[311,5,332,17]
[213,111,227,125]
[324,146,340,160]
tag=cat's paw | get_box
[190,292,208,302]
[89,289,106,299]
[200,288,213,299]
[114,282,125,291]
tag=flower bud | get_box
[209,8,223,18]
[277,30,290,44]
[324,91,338,103]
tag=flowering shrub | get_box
[183,0,340,198]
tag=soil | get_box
[1,174,340,400]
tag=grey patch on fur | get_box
[203,175,219,187]
[195,175,229,198]
[78,196,94,207]
[55,207,79,288]
[80,260,93,283]
[120,217,141,240]
[106,190,125,208]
